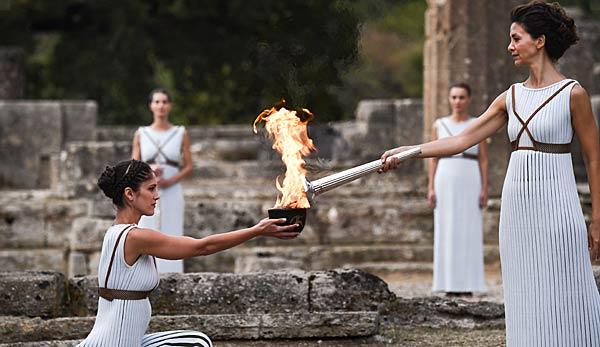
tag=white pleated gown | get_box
[138,126,185,273]
[77,224,212,347]
[501,79,600,346]
[432,117,487,293]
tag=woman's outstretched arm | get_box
[380,92,508,171]
[123,219,299,265]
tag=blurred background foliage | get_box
[1,0,595,124]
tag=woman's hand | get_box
[255,218,300,239]
[479,189,488,209]
[150,164,164,178]
[379,146,409,173]
[427,188,436,208]
[158,177,175,188]
[589,221,600,261]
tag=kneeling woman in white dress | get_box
[427,82,489,295]
[132,88,192,273]
[77,160,299,346]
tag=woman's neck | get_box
[150,118,172,131]
[114,207,142,225]
[526,56,564,88]
[450,112,469,122]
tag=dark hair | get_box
[148,88,172,104]
[449,82,472,96]
[97,160,153,207]
[510,1,578,61]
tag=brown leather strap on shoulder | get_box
[104,224,133,288]
[98,287,153,301]
[438,119,453,137]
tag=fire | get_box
[253,104,316,208]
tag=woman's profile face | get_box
[448,87,471,114]
[507,22,541,66]
[149,92,172,119]
[131,174,160,216]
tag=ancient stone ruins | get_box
[1,1,600,346]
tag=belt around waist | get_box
[441,153,479,161]
[510,141,571,154]
[145,159,180,168]
[98,287,153,301]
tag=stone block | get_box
[308,269,394,312]
[0,312,379,344]
[234,255,305,273]
[56,141,131,195]
[0,249,66,273]
[0,271,67,318]
[381,296,505,329]
[69,217,112,252]
[0,198,46,248]
[184,250,236,273]
[0,102,62,189]
[68,252,87,278]
[61,101,97,142]
[0,316,93,344]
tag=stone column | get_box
[0,47,24,99]
[424,0,524,196]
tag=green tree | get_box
[0,0,361,124]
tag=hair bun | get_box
[97,165,118,199]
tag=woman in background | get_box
[132,88,192,273]
[428,82,488,296]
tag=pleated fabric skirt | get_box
[499,151,600,346]
[433,157,487,292]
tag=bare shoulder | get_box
[570,83,590,100]
[128,227,165,244]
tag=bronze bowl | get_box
[268,208,307,233]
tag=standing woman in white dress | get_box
[428,82,488,296]
[77,159,299,346]
[381,1,600,345]
[132,88,193,273]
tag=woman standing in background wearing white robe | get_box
[132,88,193,273]
[428,82,489,296]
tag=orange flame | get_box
[253,105,316,208]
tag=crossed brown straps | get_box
[142,127,182,167]
[510,80,575,153]
[98,224,158,301]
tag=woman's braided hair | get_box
[511,1,579,61]
[97,159,153,207]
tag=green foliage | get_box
[333,0,426,120]
[0,0,361,124]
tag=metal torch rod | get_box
[307,146,421,198]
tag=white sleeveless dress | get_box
[432,117,487,293]
[501,79,600,346]
[138,126,185,273]
[77,224,211,347]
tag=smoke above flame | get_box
[253,103,316,208]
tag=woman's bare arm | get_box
[132,130,141,160]
[381,92,508,171]
[123,219,299,265]
[570,84,600,260]
[478,137,489,208]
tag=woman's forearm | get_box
[585,159,600,222]
[195,227,259,256]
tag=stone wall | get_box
[0,101,97,189]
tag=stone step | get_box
[350,261,434,275]
[0,312,379,344]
